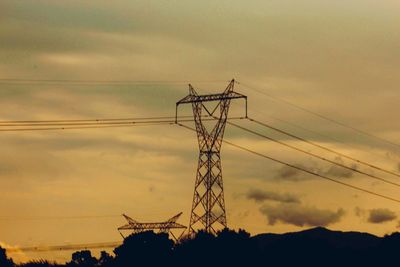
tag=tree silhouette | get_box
[113,231,173,267]
[97,251,113,267]
[215,228,253,265]
[173,228,253,267]
[9,227,400,267]
[67,250,97,267]
[0,246,14,267]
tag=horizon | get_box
[3,226,400,264]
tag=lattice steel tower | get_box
[176,79,247,235]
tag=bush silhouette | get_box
[19,260,61,267]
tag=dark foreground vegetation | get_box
[2,227,400,267]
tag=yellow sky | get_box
[1,0,400,263]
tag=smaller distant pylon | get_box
[117,212,187,241]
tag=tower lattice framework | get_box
[176,79,247,235]
[117,212,186,241]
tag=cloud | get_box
[259,203,345,227]
[354,206,366,217]
[1,1,400,261]
[237,211,250,219]
[324,157,358,178]
[367,209,397,224]
[148,185,155,193]
[324,164,354,178]
[274,157,360,182]
[275,164,315,182]
[246,189,301,204]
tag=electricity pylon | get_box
[118,212,187,241]
[176,79,247,235]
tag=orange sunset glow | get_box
[1,1,400,265]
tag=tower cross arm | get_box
[175,91,247,123]
[176,91,246,105]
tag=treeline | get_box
[3,227,400,267]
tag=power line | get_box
[245,96,397,165]
[0,115,190,124]
[0,117,186,131]
[250,108,348,146]
[0,215,120,221]
[6,122,400,253]
[237,81,400,150]
[0,122,174,132]
[6,241,122,253]
[177,123,400,204]
[0,117,244,132]
[0,209,187,222]
[0,78,227,85]
[0,119,184,127]
[247,117,400,179]
[0,121,174,127]
[247,107,399,166]
[226,120,400,188]
[224,140,400,203]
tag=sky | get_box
[1,0,400,263]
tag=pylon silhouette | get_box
[176,79,247,235]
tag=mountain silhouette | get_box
[251,227,387,267]
[253,226,380,250]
